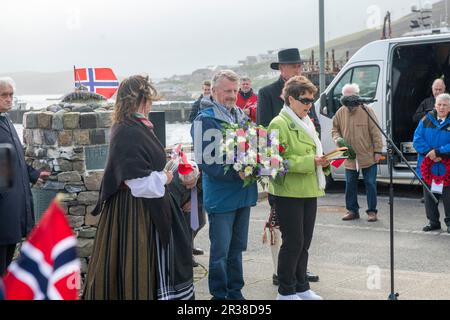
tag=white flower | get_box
[248,128,257,136]
[237,136,247,144]
[245,166,254,177]
[271,169,278,179]
[233,163,243,172]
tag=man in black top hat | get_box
[257,48,321,285]
[257,48,321,135]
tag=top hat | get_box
[270,48,303,70]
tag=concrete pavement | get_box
[192,188,450,300]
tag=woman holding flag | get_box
[83,75,194,300]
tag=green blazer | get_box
[268,111,330,199]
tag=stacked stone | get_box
[22,97,114,281]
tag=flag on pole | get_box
[2,200,80,300]
[74,67,119,99]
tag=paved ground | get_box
[192,183,450,300]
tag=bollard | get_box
[149,111,166,147]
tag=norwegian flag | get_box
[74,67,119,99]
[3,201,80,300]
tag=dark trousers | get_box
[424,186,450,227]
[0,244,16,276]
[274,196,317,295]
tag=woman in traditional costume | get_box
[83,75,194,300]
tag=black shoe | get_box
[193,247,204,256]
[420,197,425,204]
[307,271,320,282]
[272,274,279,286]
[423,224,441,232]
[447,226,450,234]
[192,257,199,268]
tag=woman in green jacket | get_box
[269,76,330,301]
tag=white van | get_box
[317,33,450,184]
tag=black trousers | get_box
[274,196,317,295]
[0,244,16,276]
[424,186,450,227]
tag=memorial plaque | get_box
[32,188,58,222]
[85,145,109,170]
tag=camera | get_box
[340,95,377,107]
[0,143,14,192]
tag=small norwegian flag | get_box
[3,201,80,300]
[74,67,119,99]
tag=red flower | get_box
[257,154,262,163]
[236,129,246,137]
[257,128,267,138]
[278,145,286,153]
[270,157,280,168]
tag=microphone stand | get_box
[359,104,438,301]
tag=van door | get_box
[319,62,384,181]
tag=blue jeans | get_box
[208,207,250,300]
[345,164,378,215]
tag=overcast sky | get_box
[0,0,443,78]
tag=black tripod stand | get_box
[360,104,438,300]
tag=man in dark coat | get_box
[413,78,446,123]
[257,48,321,285]
[189,80,212,122]
[0,77,48,276]
[257,48,321,137]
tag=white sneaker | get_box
[276,293,302,300]
[296,290,323,300]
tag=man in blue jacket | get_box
[413,93,450,233]
[191,70,258,300]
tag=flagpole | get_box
[73,65,82,88]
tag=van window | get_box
[328,65,380,116]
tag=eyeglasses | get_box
[295,97,315,105]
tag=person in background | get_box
[189,80,212,122]
[331,83,383,222]
[236,77,258,123]
[413,79,446,123]
[0,77,50,276]
[413,93,450,234]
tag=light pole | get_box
[319,0,325,93]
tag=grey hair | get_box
[433,78,446,88]
[0,77,16,91]
[342,83,360,96]
[436,93,450,104]
[212,70,239,88]
[240,76,251,82]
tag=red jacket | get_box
[236,90,258,122]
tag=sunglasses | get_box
[295,97,315,105]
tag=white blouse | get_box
[124,171,167,199]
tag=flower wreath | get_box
[420,156,450,186]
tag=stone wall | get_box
[23,99,113,281]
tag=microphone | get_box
[340,95,377,107]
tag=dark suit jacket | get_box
[413,96,435,123]
[257,77,321,137]
[0,114,39,245]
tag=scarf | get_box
[282,106,326,190]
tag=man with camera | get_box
[331,83,383,222]
[0,77,49,275]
